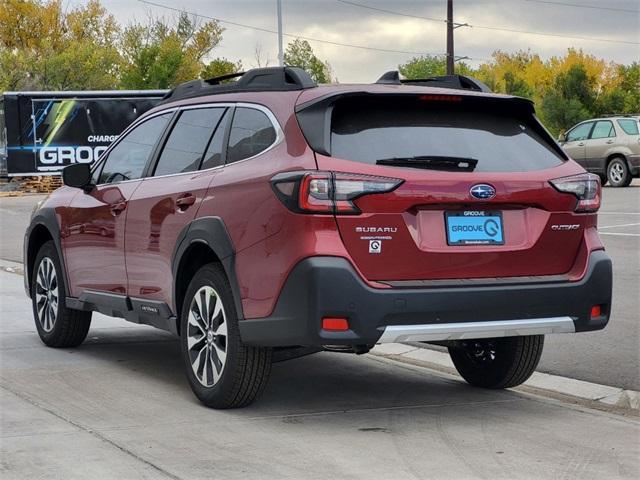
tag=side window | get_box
[227,107,277,164]
[617,119,639,136]
[99,113,172,184]
[153,108,226,177]
[201,109,230,170]
[566,122,592,142]
[590,121,615,139]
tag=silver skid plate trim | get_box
[377,317,575,343]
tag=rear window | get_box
[617,119,639,136]
[330,97,564,172]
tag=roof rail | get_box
[375,70,492,93]
[601,113,640,118]
[162,66,317,103]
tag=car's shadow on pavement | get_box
[63,327,521,417]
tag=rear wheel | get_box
[448,335,543,389]
[31,241,91,347]
[180,264,272,408]
[607,157,632,187]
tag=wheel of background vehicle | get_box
[31,241,91,347]
[597,173,608,186]
[607,157,632,187]
[448,335,543,389]
[180,263,272,408]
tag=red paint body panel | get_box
[316,155,597,281]
[62,181,142,296]
[125,170,216,305]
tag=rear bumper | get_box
[238,251,612,347]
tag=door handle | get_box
[605,140,614,144]
[577,142,585,146]
[110,201,127,216]
[176,194,196,211]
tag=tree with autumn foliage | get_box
[0,0,121,90]
[399,48,640,136]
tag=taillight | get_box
[271,171,402,214]
[549,173,601,213]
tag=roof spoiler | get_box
[162,66,317,103]
[376,70,492,93]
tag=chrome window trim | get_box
[92,102,284,186]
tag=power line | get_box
[136,0,446,57]
[523,0,639,13]
[337,0,444,23]
[336,0,639,45]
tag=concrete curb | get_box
[371,343,640,413]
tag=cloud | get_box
[103,0,640,82]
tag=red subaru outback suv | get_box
[24,67,612,408]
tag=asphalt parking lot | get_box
[1,267,639,479]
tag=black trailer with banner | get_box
[0,90,167,177]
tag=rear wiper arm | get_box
[375,156,478,172]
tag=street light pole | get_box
[277,0,284,66]
[446,0,454,75]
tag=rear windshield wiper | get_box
[375,156,478,172]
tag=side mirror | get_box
[558,133,567,143]
[62,164,94,192]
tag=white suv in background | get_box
[560,116,640,187]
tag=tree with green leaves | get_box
[284,39,331,83]
[541,64,596,134]
[201,58,243,80]
[120,12,224,89]
[398,55,473,79]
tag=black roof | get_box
[161,66,317,103]
[375,71,491,93]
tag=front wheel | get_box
[31,241,91,347]
[448,335,543,389]
[180,264,272,408]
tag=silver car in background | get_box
[559,115,640,187]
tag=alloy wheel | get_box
[610,162,624,183]
[35,257,58,332]
[186,286,228,387]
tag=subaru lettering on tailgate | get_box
[446,211,505,245]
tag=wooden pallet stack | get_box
[18,176,63,194]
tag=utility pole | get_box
[446,0,454,75]
[277,0,284,67]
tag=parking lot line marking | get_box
[598,223,640,229]
[599,212,640,215]
[599,232,640,237]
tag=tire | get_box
[448,335,543,389]
[180,263,272,408]
[31,241,91,347]
[597,173,608,186]
[607,157,632,187]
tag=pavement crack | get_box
[0,383,183,480]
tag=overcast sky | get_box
[98,0,639,82]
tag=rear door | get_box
[311,94,584,282]
[124,106,230,306]
[585,120,616,172]
[562,122,592,168]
